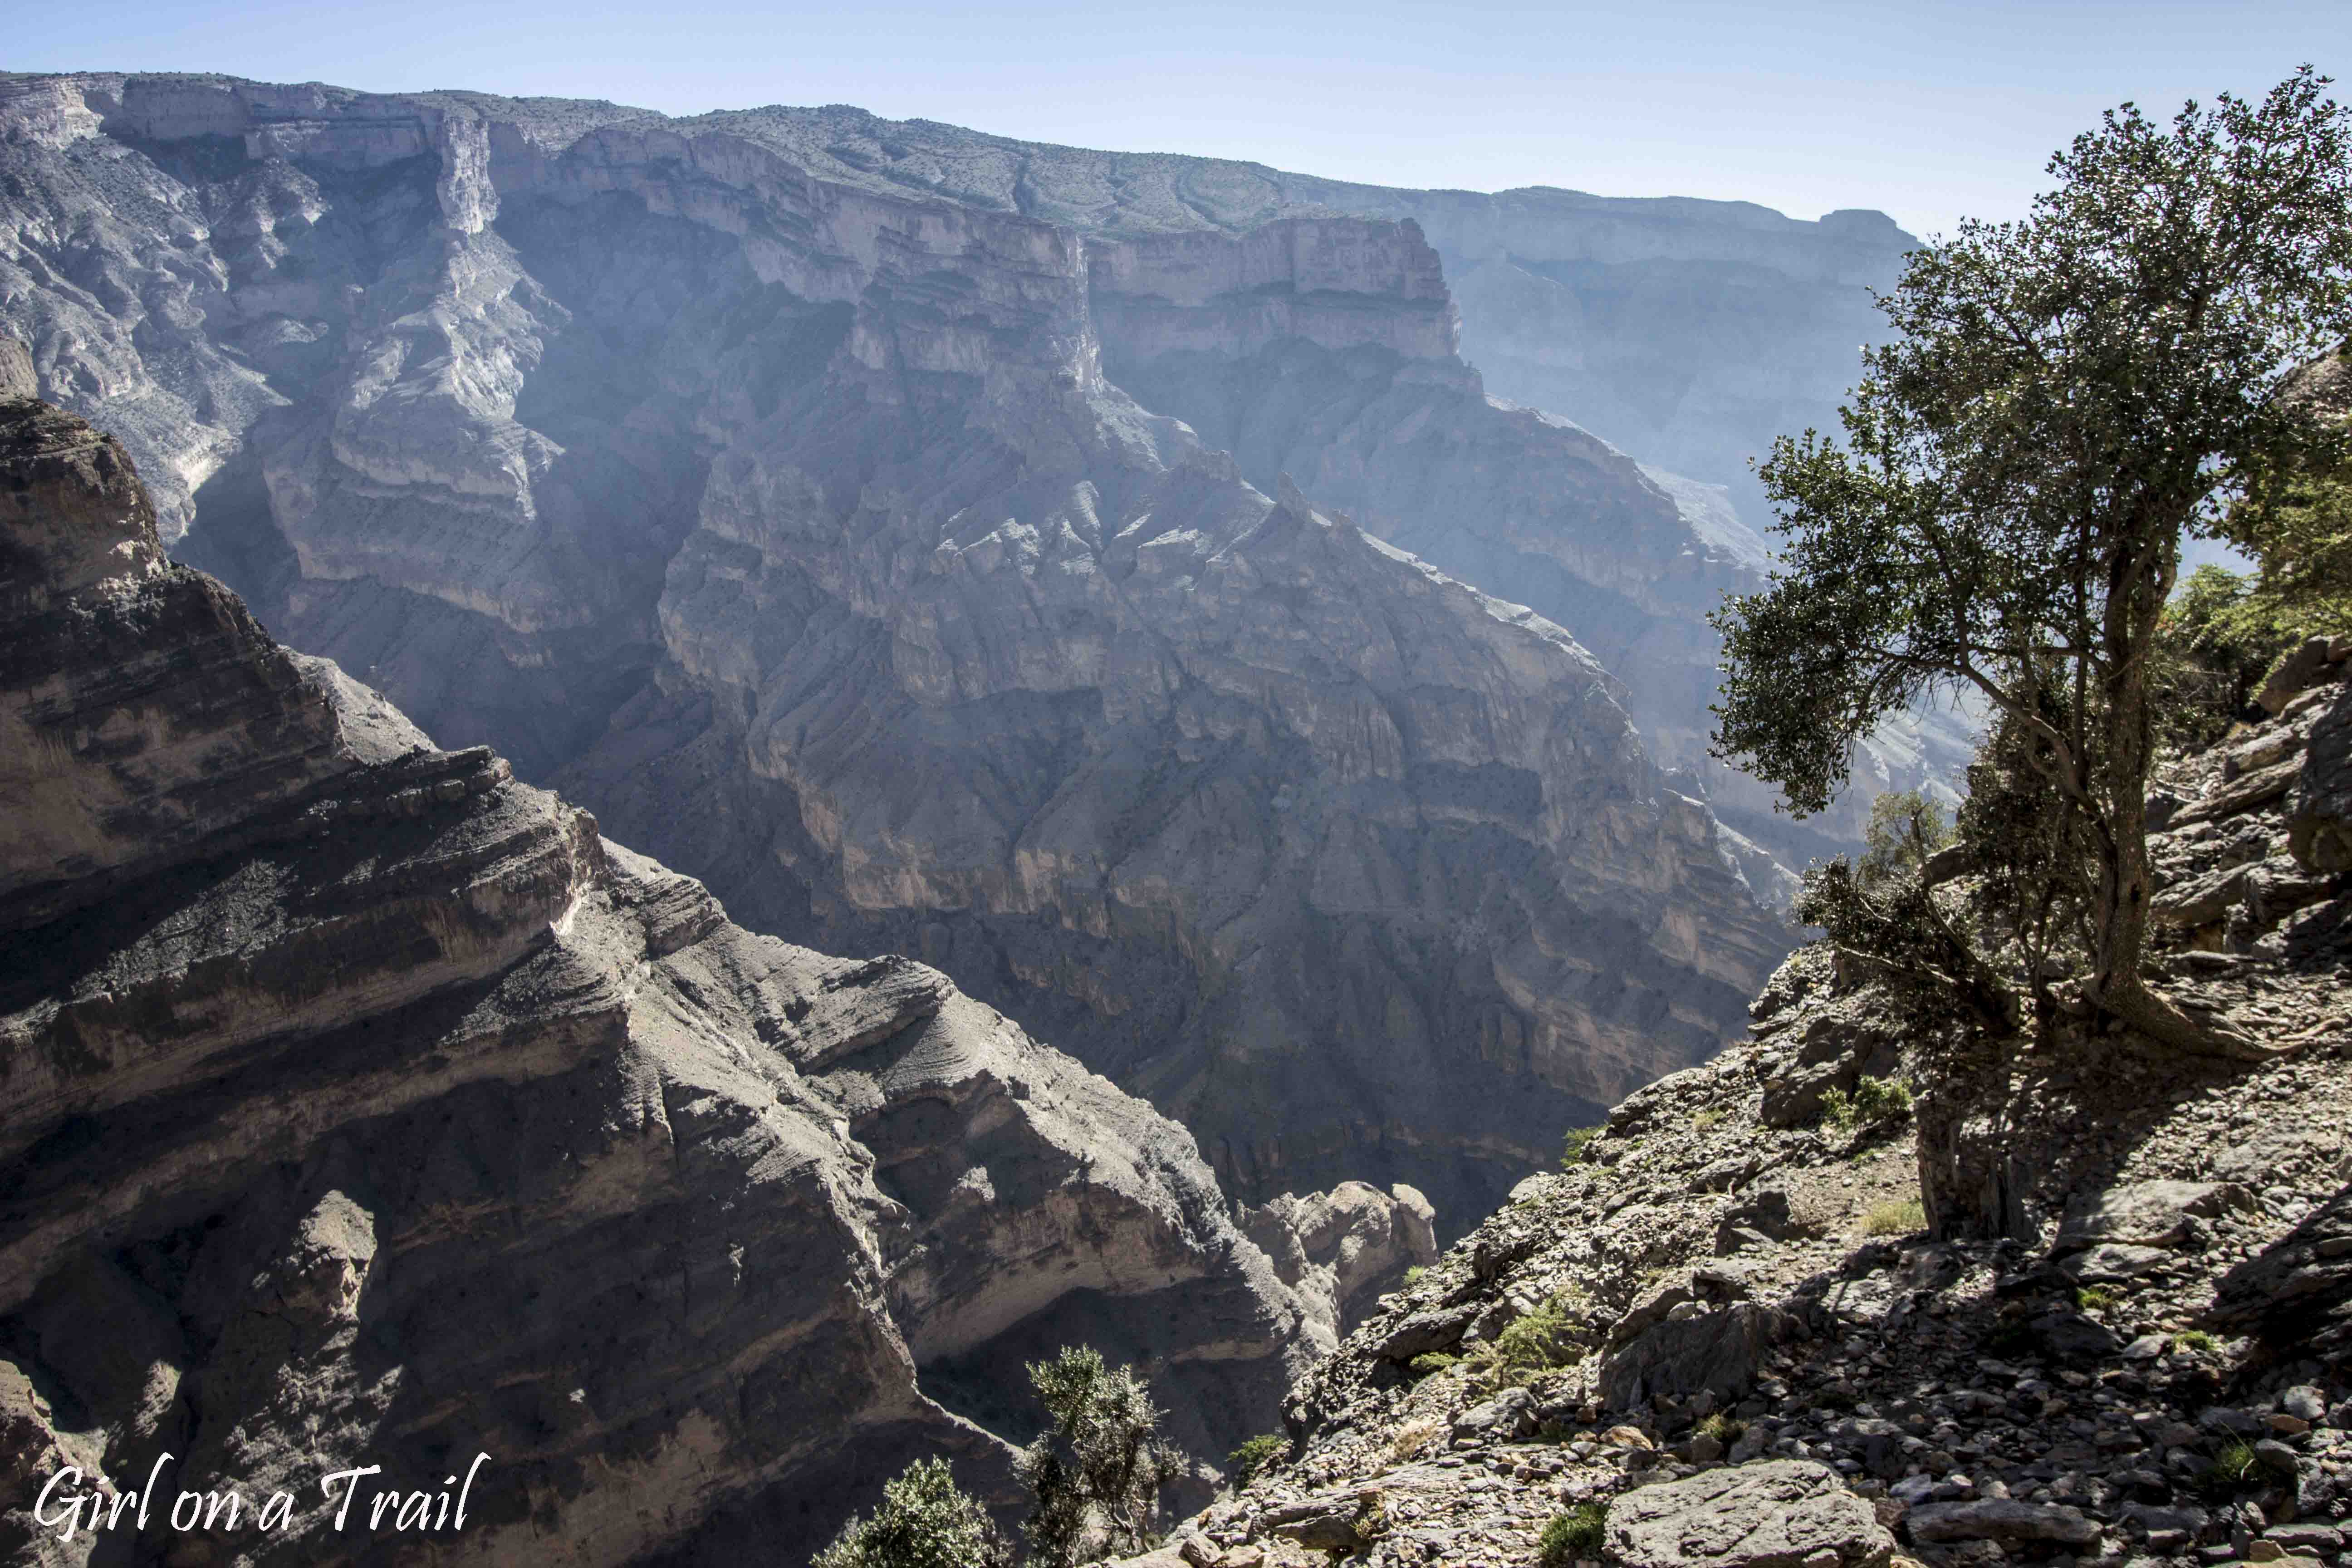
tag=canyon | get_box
[0,73,1829,1227]
[0,361,1454,1564]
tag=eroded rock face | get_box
[0,386,1311,1564]
[0,74,1789,1227]
[1241,1182,1439,1344]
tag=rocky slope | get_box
[0,376,1434,1565]
[1115,647,2352,1567]
[0,73,1790,1227]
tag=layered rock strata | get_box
[0,74,1789,1226]
[0,385,1319,1565]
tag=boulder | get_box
[1604,1459,1895,1568]
[1372,1307,1476,1362]
[1906,1499,2100,1546]
[0,335,32,399]
[1600,1303,1782,1409]
[2256,635,2350,715]
[2053,1181,2252,1252]
[2289,681,2352,874]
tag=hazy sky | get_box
[12,0,2345,236]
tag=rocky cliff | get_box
[0,73,1791,1229]
[0,382,1370,1565]
[1106,650,2352,1568]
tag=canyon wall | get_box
[0,380,1335,1564]
[0,74,1789,1230]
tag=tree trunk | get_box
[2087,531,2264,1058]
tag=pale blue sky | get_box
[11,1,2345,235]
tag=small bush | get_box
[1691,1109,1721,1133]
[1820,1076,1913,1133]
[1538,1501,1609,1567]
[2074,1286,2118,1313]
[1402,1265,1425,1285]
[1224,1433,1286,1491]
[1693,1411,1746,1445]
[2173,1328,2217,1353]
[1408,1352,1459,1377]
[813,1457,1011,1568]
[1561,1126,1603,1166]
[2196,1438,2263,1498]
[1862,1198,1926,1235]
[1388,1416,1445,1462]
[1471,1296,1584,1385]
[1017,1346,1176,1568]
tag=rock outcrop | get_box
[0,74,1790,1228]
[1105,669,2352,1568]
[0,384,1317,1564]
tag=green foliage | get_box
[1016,1347,1176,1568]
[1693,1412,1747,1445]
[1224,1434,1286,1493]
[813,1458,1011,1568]
[1711,71,2352,1049]
[1862,1198,1927,1235]
[1793,858,2015,1029]
[2151,564,2305,750]
[1690,1109,1721,1133]
[1538,1502,1610,1567]
[1408,1352,1459,1378]
[1856,789,1955,891]
[2074,1285,2119,1312]
[1560,1126,1602,1166]
[1402,1265,1426,1285]
[2174,1328,2218,1353]
[1820,1076,1914,1134]
[1469,1295,1586,1386]
[1952,701,2100,1006]
[2197,1438,2264,1498]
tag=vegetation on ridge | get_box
[1712,67,2352,1055]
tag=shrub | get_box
[1820,1076,1913,1134]
[1408,1352,1459,1377]
[2173,1329,2217,1353]
[1471,1296,1585,1385]
[1402,1265,1425,1285]
[1538,1501,1609,1567]
[1561,1126,1603,1166]
[1224,1433,1286,1492]
[813,1457,1011,1568]
[1017,1346,1176,1568]
[1693,1411,1746,1446]
[1862,1198,1926,1236]
[1691,1109,1721,1133]
[2074,1286,2118,1312]
[2197,1438,2264,1498]
[1388,1416,1445,1462]
[1856,788,1955,891]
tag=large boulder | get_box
[1604,1460,1894,1568]
[2289,677,2352,873]
[1599,1302,1784,1410]
[2052,1181,2253,1253]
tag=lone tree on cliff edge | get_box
[1712,69,2352,1053]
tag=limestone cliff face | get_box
[0,387,1315,1565]
[0,74,1789,1230]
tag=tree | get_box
[1711,69,2352,1053]
[1855,788,1955,891]
[1017,1346,1176,1567]
[812,1456,1011,1568]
